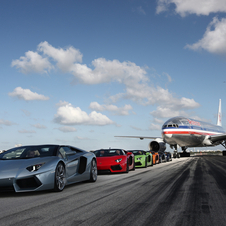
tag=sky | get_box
[1,0,226,151]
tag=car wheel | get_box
[145,158,147,168]
[89,159,97,182]
[54,162,66,192]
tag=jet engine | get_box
[149,138,166,152]
[202,135,212,146]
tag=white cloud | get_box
[22,109,31,116]
[130,126,143,131]
[185,17,226,55]
[38,41,83,72]
[156,0,226,16]
[9,87,49,101]
[70,58,148,85]
[12,41,82,74]
[150,106,187,118]
[31,124,46,129]
[150,96,200,119]
[56,100,70,107]
[170,97,200,110]
[57,126,77,132]
[149,123,162,130]
[56,138,70,143]
[89,102,105,111]
[18,129,36,134]
[0,119,15,126]
[12,42,200,119]
[54,103,114,126]
[89,102,133,115]
[163,72,172,82]
[137,6,146,15]
[77,59,199,119]
[11,51,52,74]
[109,83,200,110]
[109,93,125,103]
[153,118,164,124]
[75,136,90,140]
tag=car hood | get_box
[0,157,57,179]
[96,156,126,164]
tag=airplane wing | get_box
[115,136,166,152]
[114,136,159,140]
[210,133,226,144]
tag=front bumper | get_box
[97,162,127,173]
[0,170,55,192]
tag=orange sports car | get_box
[150,151,159,164]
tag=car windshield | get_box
[0,145,58,160]
[94,149,124,157]
[129,150,145,155]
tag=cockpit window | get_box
[162,117,184,129]
[167,124,178,128]
[163,124,178,128]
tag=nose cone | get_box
[163,133,172,138]
[162,130,173,143]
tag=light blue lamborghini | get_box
[0,144,97,192]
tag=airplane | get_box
[115,99,226,158]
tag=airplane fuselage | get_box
[162,116,225,148]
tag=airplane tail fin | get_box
[217,99,222,126]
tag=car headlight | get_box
[26,163,45,172]
[137,157,142,161]
[115,158,122,163]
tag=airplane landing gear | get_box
[171,145,190,158]
[173,152,180,158]
[180,146,190,157]
[170,145,180,158]
[180,152,190,157]
[171,145,180,158]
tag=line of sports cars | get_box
[0,145,172,193]
[93,148,172,174]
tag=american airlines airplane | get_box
[116,99,226,158]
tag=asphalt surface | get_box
[1,156,226,226]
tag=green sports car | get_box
[127,150,152,168]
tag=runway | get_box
[1,156,226,226]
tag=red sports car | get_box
[94,149,135,173]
